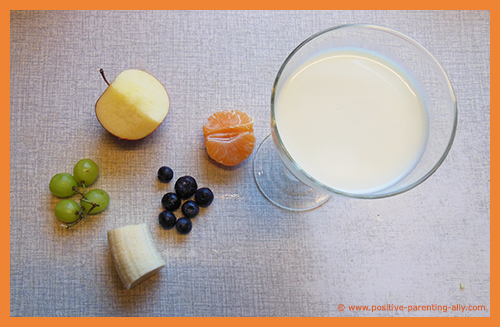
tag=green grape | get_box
[81,189,110,214]
[73,159,99,186]
[54,199,81,223]
[49,173,78,198]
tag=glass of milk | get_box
[253,24,457,211]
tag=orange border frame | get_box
[5,2,494,325]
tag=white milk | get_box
[275,47,428,194]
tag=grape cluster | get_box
[49,159,109,229]
[157,166,214,234]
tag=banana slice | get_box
[107,223,166,289]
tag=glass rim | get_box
[270,23,458,199]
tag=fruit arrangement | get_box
[48,69,253,289]
[49,159,109,229]
[203,109,256,166]
[157,166,214,234]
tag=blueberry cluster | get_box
[157,166,214,234]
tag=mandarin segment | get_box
[203,109,254,137]
[205,132,256,166]
[203,109,256,166]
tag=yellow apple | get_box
[96,69,170,140]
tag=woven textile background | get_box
[10,10,490,317]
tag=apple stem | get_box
[99,68,110,86]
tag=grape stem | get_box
[62,182,102,229]
[61,208,86,229]
[61,199,100,229]
[72,186,85,197]
[80,198,100,215]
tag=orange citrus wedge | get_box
[203,110,256,166]
[203,109,254,136]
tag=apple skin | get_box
[95,69,170,140]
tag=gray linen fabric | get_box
[10,10,489,317]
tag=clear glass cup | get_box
[253,24,457,211]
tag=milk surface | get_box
[275,48,428,194]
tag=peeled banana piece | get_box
[107,223,166,289]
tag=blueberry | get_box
[176,217,192,234]
[159,210,177,229]
[161,192,181,211]
[157,166,174,183]
[181,200,200,218]
[194,187,214,207]
[174,176,198,199]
